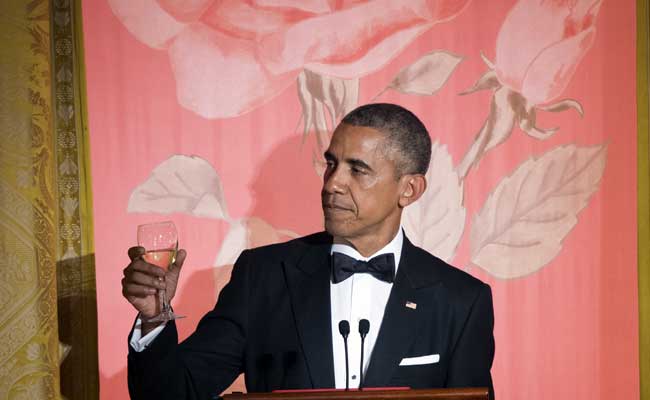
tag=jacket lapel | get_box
[283,234,335,389]
[363,235,442,387]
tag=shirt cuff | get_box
[129,316,167,352]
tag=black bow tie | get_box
[331,252,396,284]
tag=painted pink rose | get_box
[495,0,601,105]
[109,0,470,118]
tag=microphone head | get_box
[338,320,350,337]
[359,319,370,336]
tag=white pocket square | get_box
[399,354,440,366]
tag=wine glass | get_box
[137,221,184,322]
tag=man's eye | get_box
[351,167,366,175]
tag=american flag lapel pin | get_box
[405,301,417,310]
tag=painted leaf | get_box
[214,217,299,267]
[538,98,584,116]
[457,86,517,179]
[460,69,500,96]
[297,70,359,175]
[297,71,329,162]
[403,141,465,262]
[214,219,247,267]
[470,143,608,279]
[128,155,229,220]
[299,69,359,124]
[518,105,558,140]
[389,51,463,96]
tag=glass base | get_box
[146,310,185,323]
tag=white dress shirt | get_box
[131,229,403,390]
[330,229,402,389]
[130,317,166,352]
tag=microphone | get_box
[338,320,351,390]
[358,319,370,389]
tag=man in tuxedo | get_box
[123,103,495,400]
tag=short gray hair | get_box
[341,103,432,175]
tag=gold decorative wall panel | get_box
[0,0,61,398]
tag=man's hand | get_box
[122,246,187,330]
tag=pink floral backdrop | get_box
[82,0,639,399]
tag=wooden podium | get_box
[223,387,489,400]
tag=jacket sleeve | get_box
[445,283,495,399]
[127,249,253,400]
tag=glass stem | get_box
[158,288,166,314]
[161,289,170,314]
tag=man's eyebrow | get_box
[323,151,374,172]
[347,158,373,172]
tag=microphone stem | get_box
[343,339,349,390]
[359,336,365,390]
[339,320,351,391]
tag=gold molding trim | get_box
[50,0,98,398]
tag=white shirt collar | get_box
[330,228,404,275]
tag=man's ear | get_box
[398,174,427,208]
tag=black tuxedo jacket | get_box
[128,232,495,400]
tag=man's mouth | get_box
[322,203,352,212]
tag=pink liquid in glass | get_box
[143,249,176,271]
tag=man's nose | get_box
[323,167,346,194]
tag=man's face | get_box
[321,123,404,245]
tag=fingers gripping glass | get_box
[137,221,184,322]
